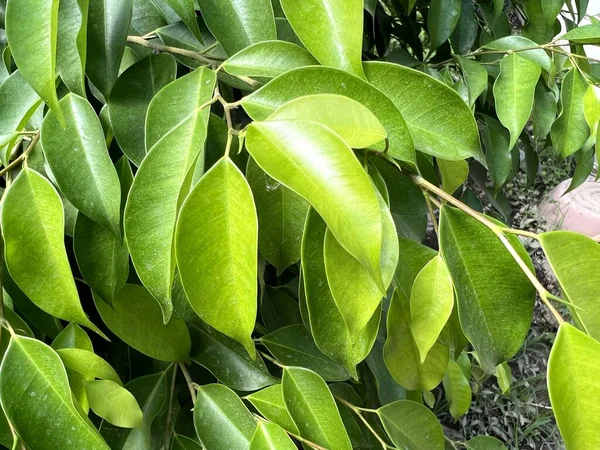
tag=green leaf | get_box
[190,324,276,391]
[481,115,512,191]
[245,385,299,435]
[279,0,364,78]
[438,159,469,195]
[261,325,351,381]
[456,56,487,108]
[224,41,318,79]
[532,80,557,141]
[282,367,352,450]
[450,0,478,55]
[41,93,121,237]
[1,168,104,336]
[246,158,308,274]
[246,120,384,289]
[377,400,444,450]
[196,0,276,55]
[250,422,296,450]
[173,435,203,450]
[0,70,41,141]
[194,384,257,450]
[483,36,552,72]
[126,67,216,321]
[561,23,600,44]
[5,0,63,122]
[428,0,462,49]
[176,157,257,356]
[551,68,590,158]
[163,0,203,41]
[57,348,121,384]
[56,0,88,96]
[465,436,506,450]
[384,289,449,391]
[583,84,600,142]
[0,336,110,450]
[329,383,369,448]
[364,62,484,162]
[266,94,387,149]
[94,284,191,361]
[439,206,535,372]
[539,231,600,339]
[52,323,93,351]
[493,53,541,149]
[86,0,133,98]
[548,323,600,450]
[108,54,177,165]
[443,359,471,419]
[241,66,415,164]
[86,380,143,429]
[410,256,454,363]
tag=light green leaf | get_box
[384,289,449,391]
[583,84,600,142]
[377,400,444,450]
[428,0,462,49]
[465,436,506,450]
[108,53,177,165]
[172,435,203,450]
[56,0,88,96]
[561,23,600,44]
[438,159,469,195]
[41,93,121,237]
[410,256,454,363]
[163,0,203,41]
[394,237,437,300]
[196,0,276,55]
[493,53,541,149]
[0,336,110,450]
[261,325,351,381]
[279,0,364,78]
[176,157,257,356]
[548,323,600,450]
[539,231,600,339]
[250,422,296,450]
[483,36,552,72]
[282,367,351,450]
[194,384,257,450]
[86,0,133,98]
[224,40,318,79]
[57,348,121,384]
[86,380,143,429]
[126,67,216,321]
[443,359,471,419]
[94,284,191,361]
[364,62,483,162]
[241,66,415,164]
[52,323,93,352]
[439,206,535,372]
[456,56,488,108]
[5,0,63,122]
[0,70,41,147]
[245,385,299,435]
[551,68,590,158]
[246,120,383,289]
[266,94,387,149]
[1,168,104,336]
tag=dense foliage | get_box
[0,0,598,448]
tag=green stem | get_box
[334,396,392,449]
[0,132,40,177]
[178,362,197,405]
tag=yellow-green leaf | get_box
[438,159,469,195]
[250,422,296,450]
[85,379,143,429]
[56,0,88,96]
[443,359,472,419]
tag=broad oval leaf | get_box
[173,435,203,450]
[175,157,258,356]
[364,62,484,163]
[1,168,104,336]
[41,93,121,237]
[282,367,352,450]
[194,384,257,450]
[52,323,93,352]
[428,0,462,49]
[584,84,600,142]
[561,23,600,44]
[56,0,87,97]
[85,379,143,429]
[250,422,296,450]
[0,335,110,450]
[442,359,472,419]
[456,56,488,108]
[279,0,364,78]
[439,205,535,372]
[57,348,121,384]
[465,436,507,450]
[245,385,298,434]
[94,284,191,361]
[438,159,469,195]
[483,36,552,72]
[163,0,203,41]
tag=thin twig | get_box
[423,191,439,237]
[0,132,40,177]
[162,365,179,450]
[335,397,392,449]
[258,350,284,368]
[178,362,197,405]
[127,35,223,65]
[253,414,329,450]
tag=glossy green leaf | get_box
[57,348,121,384]
[52,323,93,352]
[410,256,454,363]
[481,115,512,191]
[109,54,177,165]
[533,81,557,141]
[95,284,191,361]
[439,206,535,372]
[163,0,202,40]
[465,436,506,450]
[86,380,143,428]
[483,36,552,72]
[250,422,296,450]
[173,435,203,450]
[438,159,469,195]
[548,323,600,450]
[42,93,121,237]
[364,62,484,162]
[0,70,41,145]
[561,23,600,44]
[241,66,415,163]
[194,384,257,450]
[196,0,276,55]
[2,168,103,336]
[583,84,600,142]
[262,325,350,381]
[5,0,63,122]
[280,0,364,78]
[245,385,299,434]
[176,157,257,356]
[428,0,462,49]
[56,0,88,96]
[86,0,133,98]
[551,68,590,158]
[456,56,487,108]
[126,67,216,320]
[246,120,383,289]
[384,289,449,391]
[224,40,318,78]
[539,231,600,339]
[282,367,351,450]
[329,383,369,448]
[443,359,471,419]
[450,0,478,54]
[493,54,541,149]
[377,400,444,450]
[0,336,110,450]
